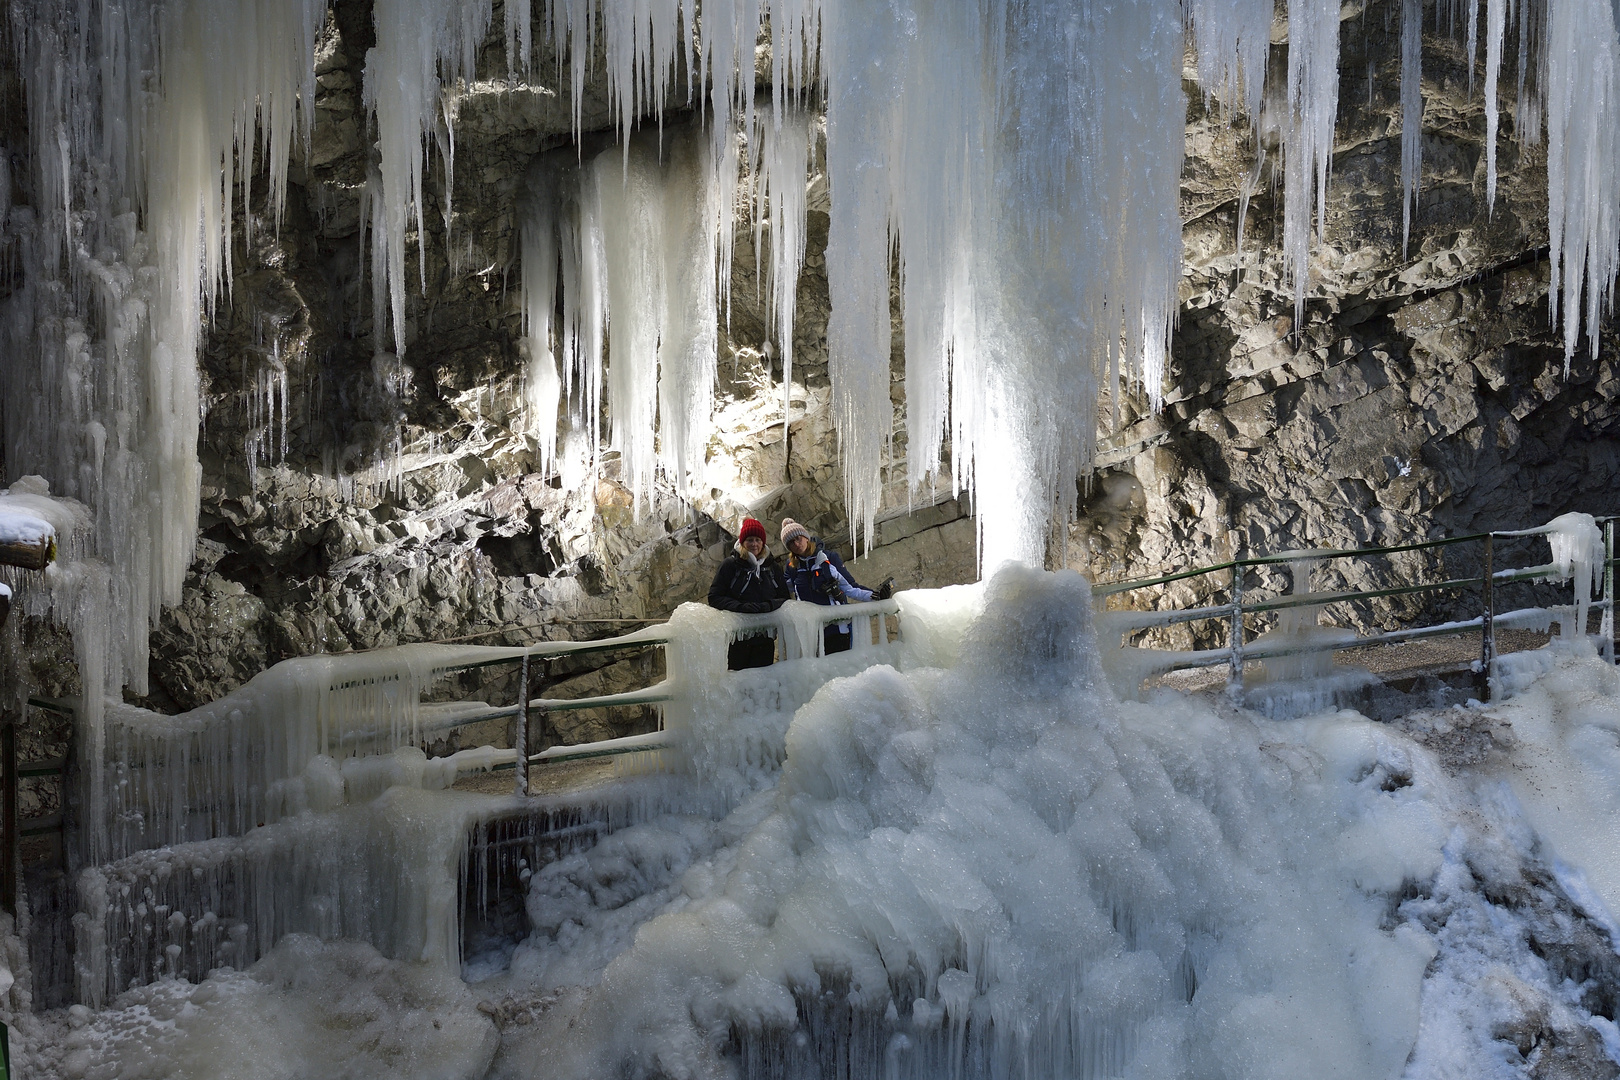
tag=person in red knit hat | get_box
[707,516,791,669]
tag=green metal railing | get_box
[1093,517,1619,697]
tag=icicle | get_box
[1467,0,1480,93]
[753,108,813,449]
[521,177,563,473]
[1401,0,1424,255]
[1279,0,1341,326]
[362,0,493,357]
[1188,0,1272,123]
[505,0,533,74]
[594,142,666,511]
[1484,0,1505,212]
[657,131,720,497]
[1544,0,1620,368]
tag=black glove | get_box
[874,577,895,601]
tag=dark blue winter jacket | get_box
[784,540,871,607]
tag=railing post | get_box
[1,712,14,918]
[1604,520,1616,663]
[514,653,530,796]
[1480,534,1495,701]
[1228,557,1245,693]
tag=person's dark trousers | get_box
[823,627,852,655]
[728,633,777,670]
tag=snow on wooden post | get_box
[0,506,56,571]
[0,535,53,572]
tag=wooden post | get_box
[1228,557,1245,692]
[514,654,530,796]
[0,536,53,572]
[1604,520,1616,663]
[1480,534,1495,701]
[1,714,15,919]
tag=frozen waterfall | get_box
[8,0,1620,633]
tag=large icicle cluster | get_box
[10,0,1620,727]
[1,0,323,704]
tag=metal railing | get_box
[1093,516,1618,698]
[392,598,904,793]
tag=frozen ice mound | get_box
[35,935,497,1080]
[505,565,1454,1079]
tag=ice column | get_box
[1401,0,1425,252]
[1544,0,1620,366]
[753,109,815,445]
[1281,0,1342,324]
[363,0,493,355]
[2,0,321,778]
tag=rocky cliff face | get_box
[1074,20,1620,646]
[11,0,1615,723]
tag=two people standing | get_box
[707,515,892,668]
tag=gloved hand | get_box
[811,562,846,601]
[874,577,895,601]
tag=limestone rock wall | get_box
[1071,17,1620,647]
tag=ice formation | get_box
[1401,0,1425,253]
[33,936,498,1080]
[456,567,1620,1080]
[5,0,1620,724]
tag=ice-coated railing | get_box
[69,597,903,864]
[1093,513,1618,698]
[57,597,904,1006]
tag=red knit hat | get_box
[738,517,767,544]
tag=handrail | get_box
[1097,514,1618,700]
[429,598,902,785]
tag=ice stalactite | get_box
[753,109,815,447]
[1485,0,1506,211]
[519,192,563,474]
[1280,0,1342,324]
[1401,0,1425,253]
[519,126,719,509]
[363,0,492,357]
[1544,0,1620,367]
[656,134,722,497]
[1188,0,1272,123]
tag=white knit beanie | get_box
[779,518,811,547]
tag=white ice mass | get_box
[9,564,1620,1078]
[10,0,1620,583]
[7,0,1620,1077]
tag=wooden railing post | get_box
[1604,520,1616,662]
[1480,534,1495,700]
[1,712,15,919]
